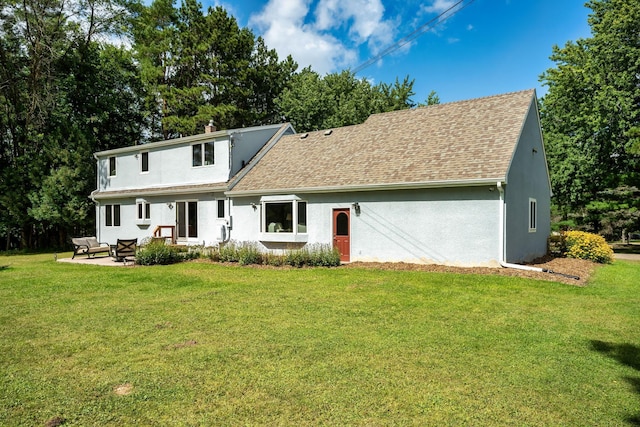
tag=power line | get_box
[352,0,477,75]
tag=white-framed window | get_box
[217,199,225,219]
[262,198,307,234]
[105,204,121,226]
[109,156,116,176]
[529,198,537,232]
[192,141,214,167]
[140,151,149,173]
[137,199,150,220]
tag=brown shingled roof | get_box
[230,90,536,194]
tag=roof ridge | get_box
[365,88,536,121]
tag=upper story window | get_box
[192,141,214,167]
[140,152,149,173]
[529,198,537,232]
[109,156,116,176]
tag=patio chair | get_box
[114,238,137,264]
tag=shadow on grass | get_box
[591,340,640,425]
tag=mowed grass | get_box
[0,254,639,426]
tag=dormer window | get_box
[193,141,215,167]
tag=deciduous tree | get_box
[540,0,640,236]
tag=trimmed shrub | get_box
[136,240,184,265]
[563,230,614,264]
[213,241,340,267]
[262,251,285,267]
[217,241,263,265]
[284,244,341,267]
[237,242,262,265]
[218,241,240,263]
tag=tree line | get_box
[539,0,640,239]
[1,0,638,250]
[0,0,423,250]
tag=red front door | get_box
[333,208,350,262]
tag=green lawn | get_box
[1,253,639,426]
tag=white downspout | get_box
[497,181,545,273]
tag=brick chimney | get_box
[204,120,216,134]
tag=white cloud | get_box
[249,0,395,75]
[423,0,459,14]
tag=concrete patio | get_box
[57,255,135,266]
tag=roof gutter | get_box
[91,184,229,200]
[226,178,505,197]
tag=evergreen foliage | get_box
[276,69,421,132]
[540,0,640,238]
[0,0,428,250]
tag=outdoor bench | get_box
[71,237,111,259]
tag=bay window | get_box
[263,199,307,234]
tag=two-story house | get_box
[91,90,551,267]
[90,122,294,246]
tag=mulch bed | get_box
[195,256,599,286]
[344,256,599,286]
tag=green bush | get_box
[213,241,340,267]
[262,251,285,266]
[237,242,262,266]
[563,230,614,264]
[217,241,240,263]
[217,241,263,265]
[136,240,194,265]
[284,244,341,267]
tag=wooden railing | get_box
[153,225,176,244]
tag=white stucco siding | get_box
[96,138,231,192]
[96,194,227,247]
[229,187,502,266]
[330,189,500,266]
[350,193,499,266]
[230,126,295,176]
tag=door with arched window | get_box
[333,208,350,262]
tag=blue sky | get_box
[209,0,592,104]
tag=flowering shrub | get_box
[212,241,341,267]
[563,231,613,264]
